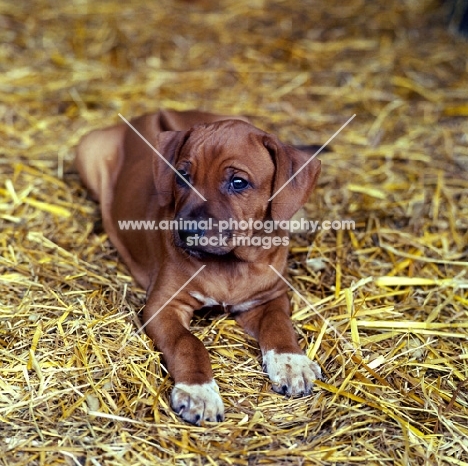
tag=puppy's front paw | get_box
[171,380,224,425]
[262,350,322,396]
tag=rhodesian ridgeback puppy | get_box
[76,109,322,424]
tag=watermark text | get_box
[117,218,355,233]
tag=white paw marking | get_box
[262,350,322,396]
[171,380,224,425]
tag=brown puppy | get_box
[76,109,322,425]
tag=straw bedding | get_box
[1,0,467,464]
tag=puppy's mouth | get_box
[173,230,234,258]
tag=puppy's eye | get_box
[176,170,191,187]
[230,176,249,192]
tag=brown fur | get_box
[76,109,321,423]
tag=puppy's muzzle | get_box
[178,225,206,244]
[173,214,233,256]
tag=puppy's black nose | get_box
[178,227,205,244]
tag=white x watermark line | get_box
[118,113,207,202]
[118,265,206,353]
[269,114,356,202]
[268,264,354,346]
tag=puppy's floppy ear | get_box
[153,130,191,206]
[264,135,321,221]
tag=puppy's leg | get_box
[143,293,224,425]
[234,294,322,396]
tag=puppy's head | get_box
[153,120,320,257]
